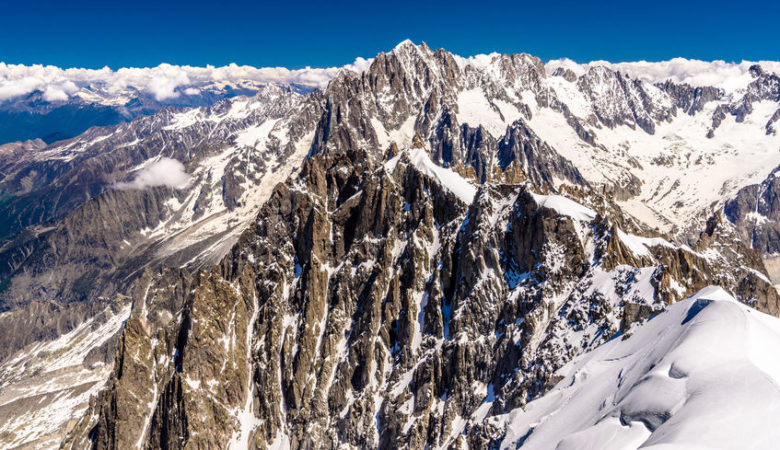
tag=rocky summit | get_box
[1,41,780,449]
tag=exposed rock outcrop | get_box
[67,143,777,449]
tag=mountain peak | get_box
[390,39,434,60]
[393,38,417,50]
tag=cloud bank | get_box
[545,57,780,92]
[116,158,192,190]
[6,44,777,105]
[0,58,375,103]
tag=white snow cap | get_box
[546,57,780,92]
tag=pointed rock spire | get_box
[411,131,425,149]
[385,142,399,160]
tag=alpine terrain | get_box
[1,41,779,449]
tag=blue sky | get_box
[1,0,777,69]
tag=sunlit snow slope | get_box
[499,286,780,449]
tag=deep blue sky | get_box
[1,0,777,69]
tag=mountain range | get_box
[0,41,779,449]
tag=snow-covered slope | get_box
[476,54,780,233]
[525,90,780,232]
[125,88,318,268]
[0,302,130,449]
[500,286,780,449]
[385,147,478,203]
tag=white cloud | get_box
[452,52,502,70]
[115,157,191,190]
[0,75,44,101]
[42,80,78,102]
[0,56,376,103]
[144,65,191,101]
[2,48,778,106]
[342,57,374,74]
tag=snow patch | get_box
[530,193,596,222]
[386,148,477,204]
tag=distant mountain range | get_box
[0,61,375,144]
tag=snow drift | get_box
[500,286,780,449]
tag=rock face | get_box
[309,42,586,189]
[708,65,780,136]
[0,84,320,449]
[577,66,673,134]
[659,80,723,116]
[724,165,780,277]
[308,42,780,243]
[66,143,777,449]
